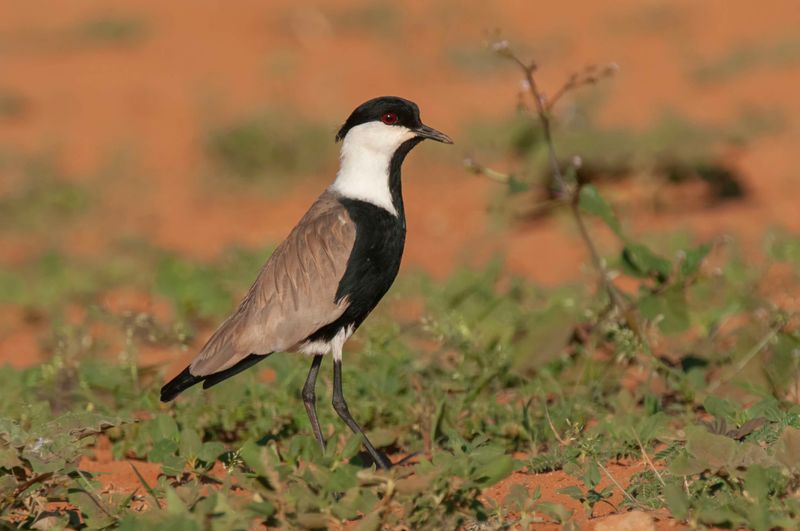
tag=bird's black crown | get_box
[335,96,422,142]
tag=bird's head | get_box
[335,96,453,153]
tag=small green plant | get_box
[559,461,615,518]
[0,411,127,528]
[76,14,148,45]
[691,36,800,84]
[0,90,26,120]
[205,112,334,183]
[0,153,91,232]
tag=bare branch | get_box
[491,40,632,327]
[546,63,619,111]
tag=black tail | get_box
[160,366,203,402]
[201,354,267,389]
[160,354,269,402]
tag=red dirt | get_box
[1,0,798,528]
[483,460,683,530]
[78,436,161,509]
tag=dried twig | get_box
[130,462,161,510]
[544,402,569,446]
[706,319,784,393]
[75,469,118,521]
[546,64,619,111]
[633,431,665,487]
[492,40,631,326]
[596,461,647,510]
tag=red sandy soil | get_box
[78,436,161,510]
[1,0,798,528]
[482,459,684,530]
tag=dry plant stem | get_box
[546,65,618,112]
[75,469,118,521]
[633,432,665,487]
[12,472,54,498]
[130,462,161,510]
[571,200,630,315]
[502,49,630,319]
[706,320,784,393]
[544,402,570,446]
[596,461,646,510]
[507,55,567,195]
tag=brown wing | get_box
[189,190,355,376]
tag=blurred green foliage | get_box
[691,37,800,84]
[2,33,800,530]
[76,15,148,45]
[326,1,401,37]
[466,100,782,206]
[0,90,26,120]
[0,154,91,232]
[1,221,800,527]
[205,112,334,183]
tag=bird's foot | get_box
[370,450,419,470]
[393,451,419,467]
[373,451,392,470]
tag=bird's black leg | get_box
[331,358,391,470]
[302,354,326,452]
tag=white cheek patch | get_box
[330,122,416,216]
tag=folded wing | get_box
[188,190,356,377]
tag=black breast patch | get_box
[305,198,406,343]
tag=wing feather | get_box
[189,191,355,376]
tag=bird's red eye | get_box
[381,112,398,125]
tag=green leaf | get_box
[472,453,514,487]
[164,487,186,515]
[703,395,738,422]
[504,483,530,508]
[296,512,329,529]
[686,425,738,469]
[639,286,690,334]
[148,438,178,463]
[0,473,17,496]
[622,243,672,280]
[238,439,268,477]
[341,434,362,462]
[197,441,225,464]
[578,184,622,236]
[775,427,800,473]
[366,428,396,449]
[354,510,382,531]
[680,243,712,278]
[557,485,585,500]
[0,445,22,469]
[537,501,573,524]
[246,500,275,518]
[744,465,770,501]
[663,481,690,519]
[583,461,600,489]
[507,175,530,195]
[148,438,184,475]
[178,428,202,459]
[151,414,179,441]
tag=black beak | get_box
[415,124,453,144]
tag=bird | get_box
[160,96,452,469]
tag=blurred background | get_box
[4,2,800,527]
[1,0,798,367]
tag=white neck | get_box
[329,122,415,216]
